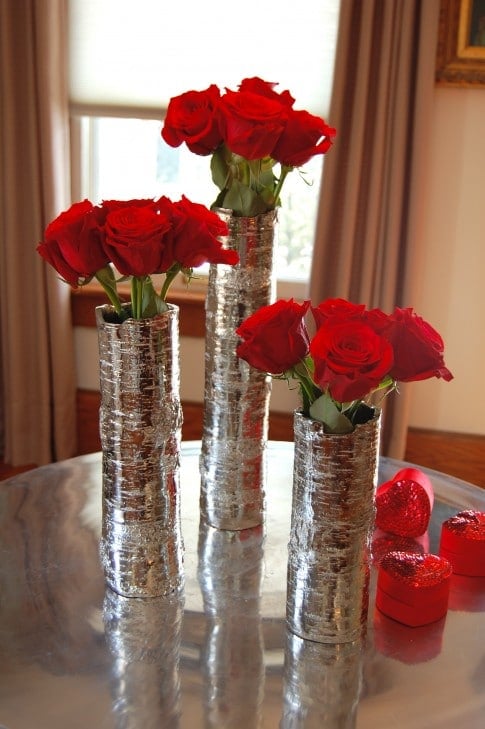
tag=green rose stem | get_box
[272,165,292,207]
[95,266,124,319]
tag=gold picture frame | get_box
[436,0,485,86]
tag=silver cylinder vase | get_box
[96,304,184,598]
[199,209,277,530]
[286,410,381,644]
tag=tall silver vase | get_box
[199,209,277,530]
[286,410,381,643]
[96,304,184,598]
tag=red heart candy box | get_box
[376,551,452,627]
[375,468,434,538]
[439,510,485,576]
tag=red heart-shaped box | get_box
[375,472,433,537]
[376,551,452,627]
[439,510,485,577]
[371,528,429,566]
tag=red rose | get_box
[217,88,288,160]
[159,196,237,270]
[381,308,453,383]
[310,319,394,402]
[161,84,222,156]
[312,298,366,328]
[238,77,295,109]
[37,200,108,287]
[103,202,172,277]
[236,299,311,374]
[272,109,336,167]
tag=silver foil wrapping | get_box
[198,522,265,728]
[281,633,362,728]
[199,209,277,530]
[286,411,381,643]
[96,304,183,598]
[103,587,184,728]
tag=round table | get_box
[0,441,484,728]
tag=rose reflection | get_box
[280,632,363,728]
[103,587,184,729]
[197,521,265,728]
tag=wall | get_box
[408,87,485,435]
[74,86,485,436]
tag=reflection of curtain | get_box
[310,0,440,457]
[0,0,76,464]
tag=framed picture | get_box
[436,0,485,86]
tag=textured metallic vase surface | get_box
[286,410,381,644]
[281,633,362,728]
[198,522,265,728]
[96,304,183,598]
[103,587,184,728]
[200,209,277,530]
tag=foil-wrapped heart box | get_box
[376,551,452,627]
[375,468,434,538]
[439,510,485,577]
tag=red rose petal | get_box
[439,510,485,576]
[375,479,431,537]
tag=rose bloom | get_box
[381,307,453,383]
[271,109,336,168]
[238,76,295,109]
[216,88,288,160]
[37,200,108,287]
[102,202,172,277]
[310,319,394,402]
[159,195,237,270]
[236,298,311,374]
[312,298,366,328]
[161,84,222,155]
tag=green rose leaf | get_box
[309,393,354,434]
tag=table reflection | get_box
[1,443,484,728]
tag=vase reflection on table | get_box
[103,587,184,729]
[197,522,265,727]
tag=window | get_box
[68,0,340,294]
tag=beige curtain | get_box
[310,0,440,457]
[0,0,76,465]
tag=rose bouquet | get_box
[37,195,238,320]
[236,297,453,433]
[161,77,336,217]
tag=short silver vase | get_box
[96,303,184,598]
[199,208,277,530]
[286,410,381,643]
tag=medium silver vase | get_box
[199,209,277,530]
[286,410,381,643]
[96,304,183,598]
